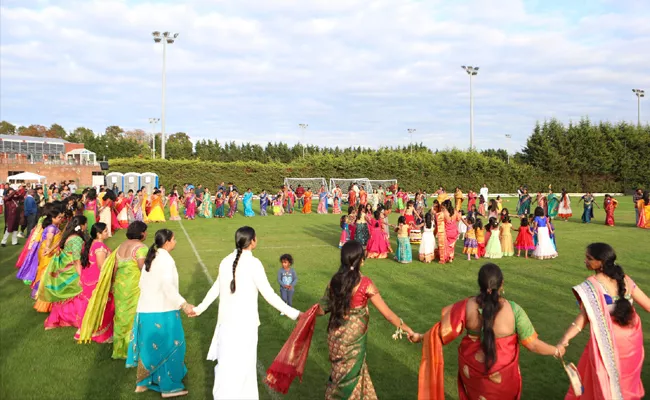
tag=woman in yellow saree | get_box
[31,208,65,312]
[413,263,563,400]
[636,191,650,229]
[78,221,149,359]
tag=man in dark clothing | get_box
[2,187,24,246]
[196,184,204,208]
[23,189,38,238]
[295,185,305,209]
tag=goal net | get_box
[329,178,373,194]
[368,179,397,192]
[284,177,328,192]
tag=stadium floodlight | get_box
[152,31,179,159]
[462,65,480,150]
[632,89,645,127]
[298,124,308,158]
[148,118,160,159]
[505,134,512,164]
[407,128,416,154]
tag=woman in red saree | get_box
[414,263,563,400]
[603,194,618,226]
[115,192,130,229]
[318,241,415,399]
[558,243,649,400]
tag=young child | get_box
[458,210,468,241]
[355,206,370,246]
[478,195,486,216]
[514,217,535,258]
[462,216,479,260]
[499,215,514,257]
[475,218,486,258]
[404,200,416,231]
[273,193,283,216]
[484,217,503,259]
[276,254,298,313]
[496,195,503,212]
[333,196,342,214]
[347,207,357,241]
[394,216,412,263]
[500,207,510,223]
[488,199,499,220]
[339,215,350,248]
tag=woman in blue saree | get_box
[214,189,225,218]
[243,189,255,217]
[579,192,599,223]
[517,189,532,217]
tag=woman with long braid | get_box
[190,226,303,400]
[413,263,563,399]
[558,243,649,399]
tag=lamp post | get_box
[407,128,416,154]
[632,89,645,127]
[461,65,479,150]
[148,118,160,159]
[152,31,179,159]
[505,134,512,164]
[299,123,308,158]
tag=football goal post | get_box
[329,178,373,194]
[368,179,398,192]
[284,177,328,192]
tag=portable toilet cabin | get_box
[140,172,159,194]
[105,172,124,193]
[124,172,141,194]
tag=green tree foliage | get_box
[0,121,16,135]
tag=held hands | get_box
[554,342,568,358]
[182,303,197,317]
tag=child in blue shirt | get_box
[277,254,298,312]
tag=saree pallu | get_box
[318,193,328,214]
[569,277,644,400]
[15,217,45,270]
[214,196,225,217]
[355,223,370,246]
[116,201,129,228]
[395,236,412,263]
[434,213,448,264]
[243,193,255,217]
[604,200,617,226]
[169,198,181,221]
[132,198,144,222]
[582,204,594,223]
[32,230,63,312]
[84,200,97,228]
[227,199,237,218]
[147,198,166,222]
[199,197,214,218]
[302,193,313,213]
[326,307,377,400]
[126,311,187,395]
[113,257,143,359]
[517,198,531,216]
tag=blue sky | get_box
[1,0,648,152]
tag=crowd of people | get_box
[3,179,650,399]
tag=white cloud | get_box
[0,0,648,152]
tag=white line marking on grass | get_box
[202,244,334,252]
[177,218,280,400]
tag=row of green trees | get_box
[2,119,648,191]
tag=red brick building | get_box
[0,134,103,187]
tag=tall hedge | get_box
[109,150,622,193]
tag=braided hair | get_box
[326,241,364,331]
[231,226,256,293]
[587,243,633,326]
[476,263,504,372]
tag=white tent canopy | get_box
[7,172,47,182]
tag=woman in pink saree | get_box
[558,243,649,400]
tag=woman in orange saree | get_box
[302,189,313,214]
[558,243,648,400]
[432,201,449,264]
[454,187,464,211]
[414,263,563,400]
[636,191,650,229]
[603,194,618,226]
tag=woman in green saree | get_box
[79,221,149,359]
[317,241,416,399]
[547,189,559,219]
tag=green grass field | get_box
[1,196,649,399]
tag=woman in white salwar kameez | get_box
[190,226,302,400]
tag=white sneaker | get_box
[280,313,285,316]
[17,233,24,238]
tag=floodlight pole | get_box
[505,134,512,164]
[632,89,645,127]
[462,65,479,150]
[407,128,416,154]
[149,118,160,159]
[299,123,308,158]
[153,31,179,159]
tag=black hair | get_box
[488,199,498,212]
[520,217,529,227]
[144,229,174,272]
[41,203,62,228]
[340,215,347,229]
[326,241,364,331]
[87,188,97,200]
[443,199,455,216]
[348,207,355,215]
[586,243,633,326]
[59,215,87,250]
[126,221,148,240]
[473,218,483,230]
[476,263,504,372]
[231,226,256,293]
[643,191,649,206]
[280,254,293,265]
[502,216,511,224]
[487,217,498,231]
[81,222,107,268]
[534,206,544,217]
[398,215,406,224]
[103,189,117,202]
[425,212,433,229]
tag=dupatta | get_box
[265,304,320,394]
[572,276,623,400]
[77,250,118,343]
[418,299,468,400]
